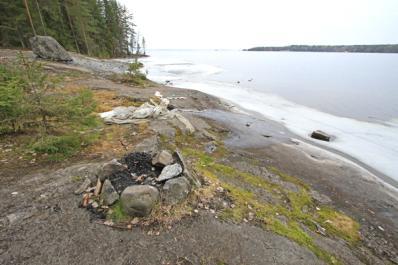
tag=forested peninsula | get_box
[246,44,398,53]
[0,0,144,58]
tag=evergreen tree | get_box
[0,0,139,58]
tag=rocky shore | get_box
[0,48,397,265]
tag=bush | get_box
[116,58,149,86]
[32,135,81,156]
[0,54,101,159]
[0,64,28,133]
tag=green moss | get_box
[268,166,310,190]
[71,175,83,182]
[183,148,351,265]
[267,219,340,265]
[108,201,129,222]
[316,207,360,244]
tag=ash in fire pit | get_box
[108,170,136,194]
[75,149,198,225]
[123,152,157,177]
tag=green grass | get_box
[108,201,129,222]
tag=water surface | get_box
[140,50,398,182]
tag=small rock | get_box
[205,142,217,154]
[162,177,191,205]
[248,212,255,221]
[100,179,119,206]
[131,217,140,225]
[156,163,183,182]
[216,186,224,193]
[6,213,19,225]
[311,130,331,142]
[152,150,174,167]
[74,178,92,195]
[120,185,159,217]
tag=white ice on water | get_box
[142,56,398,182]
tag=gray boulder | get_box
[156,163,183,182]
[152,150,174,167]
[97,159,126,182]
[29,36,72,62]
[311,130,331,142]
[162,177,191,205]
[134,135,159,156]
[120,185,159,217]
[100,179,119,206]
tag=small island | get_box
[246,44,398,53]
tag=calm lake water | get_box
[140,50,398,183]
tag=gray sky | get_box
[118,0,398,49]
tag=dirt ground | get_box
[1,49,397,265]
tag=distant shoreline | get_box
[245,44,398,53]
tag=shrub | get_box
[0,54,101,159]
[0,65,28,133]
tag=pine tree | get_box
[0,0,138,58]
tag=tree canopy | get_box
[0,0,142,58]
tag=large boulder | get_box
[162,177,191,205]
[120,185,159,217]
[29,35,72,62]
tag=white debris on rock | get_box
[99,92,196,133]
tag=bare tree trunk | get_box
[57,0,66,33]
[81,22,90,56]
[34,0,47,35]
[64,2,80,53]
[17,28,26,48]
[24,0,37,36]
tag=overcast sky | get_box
[118,0,398,49]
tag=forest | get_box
[247,44,398,53]
[0,0,144,58]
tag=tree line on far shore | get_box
[0,0,145,58]
[246,45,398,53]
